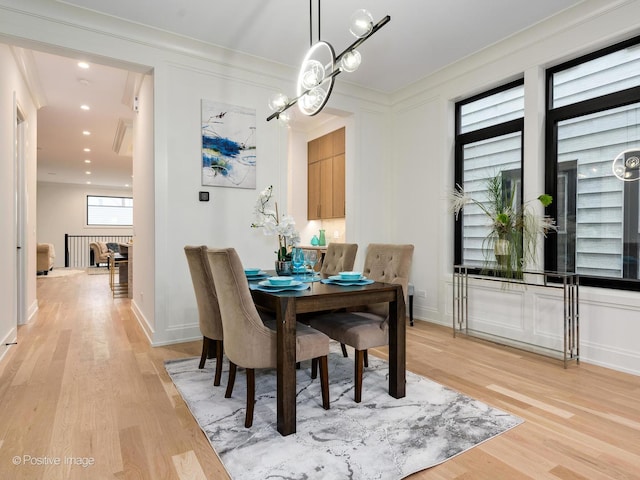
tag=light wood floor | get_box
[0,272,638,479]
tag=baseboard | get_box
[130,299,154,346]
[0,326,18,367]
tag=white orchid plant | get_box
[251,185,300,261]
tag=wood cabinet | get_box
[307,127,345,220]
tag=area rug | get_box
[165,344,523,479]
[37,268,84,278]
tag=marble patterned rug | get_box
[165,343,522,479]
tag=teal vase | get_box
[318,229,326,246]
[311,235,319,246]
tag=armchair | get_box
[36,243,55,275]
[89,242,111,267]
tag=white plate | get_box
[258,279,302,288]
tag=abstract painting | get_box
[201,100,256,189]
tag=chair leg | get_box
[207,340,217,359]
[364,350,368,368]
[245,368,255,428]
[354,350,364,403]
[311,358,318,379]
[319,356,330,410]
[199,336,211,369]
[341,343,348,357]
[225,362,237,398]
[213,340,223,387]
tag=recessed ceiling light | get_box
[80,104,90,111]
[83,148,91,152]
[86,181,92,185]
[82,130,91,136]
[85,171,91,175]
[84,159,91,164]
[125,184,130,187]
[78,62,90,69]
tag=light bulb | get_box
[341,50,362,73]
[349,9,374,38]
[301,59,325,90]
[278,111,291,125]
[268,92,289,112]
[301,87,326,111]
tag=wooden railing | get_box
[64,234,133,268]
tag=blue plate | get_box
[259,279,302,289]
[246,271,268,280]
[323,277,374,286]
[254,282,309,292]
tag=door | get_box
[15,101,27,325]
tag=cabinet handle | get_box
[317,205,321,217]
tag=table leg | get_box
[276,297,297,436]
[388,285,406,399]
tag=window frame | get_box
[454,78,525,271]
[86,194,133,227]
[544,34,640,290]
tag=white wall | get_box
[131,73,155,340]
[0,43,38,360]
[391,0,640,375]
[36,182,133,268]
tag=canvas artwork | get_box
[201,100,256,189]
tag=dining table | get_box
[249,273,406,436]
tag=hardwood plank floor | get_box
[0,272,638,479]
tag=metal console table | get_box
[453,265,579,368]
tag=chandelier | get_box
[612,148,640,181]
[267,1,390,122]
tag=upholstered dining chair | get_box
[184,245,225,386]
[320,242,358,278]
[318,242,358,358]
[309,243,414,403]
[207,247,330,428]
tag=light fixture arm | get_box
[335,15,390,64]
[266,68,342,122]
[267,9,390,122]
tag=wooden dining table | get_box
[249,277,406,436]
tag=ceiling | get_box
[32,0,584,188]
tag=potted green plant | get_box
[450,173,556,278]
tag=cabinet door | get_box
[307,161,321,220]
[332,153,345,218]
[319,158,334,219]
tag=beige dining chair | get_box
[184,245,225,386]
[207,247,330,428]
[318,242,358,358]
[309,243,414,402]
[320,242,358,278]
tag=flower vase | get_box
[494,238,511,269]
[275,260,293,276]
[318,229,326,246]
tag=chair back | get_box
[320,243,358,277]
[184,246,224,342]
[206,248,276,368]
[361,243,414,319]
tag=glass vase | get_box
[275,260,293,276]
[318,229,326,246]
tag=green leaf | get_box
[537,194,553,207]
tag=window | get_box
[454,80,525,269]
[87,195,133,226]
[545,35,640,289]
